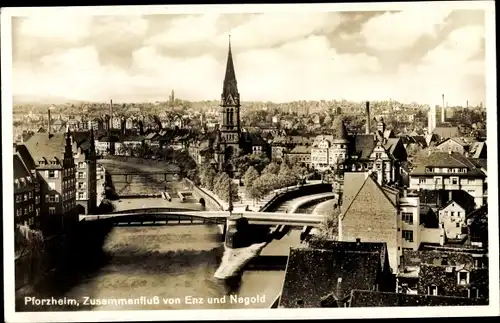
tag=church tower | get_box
[220,35,241,155]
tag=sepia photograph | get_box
[2,1,498,322]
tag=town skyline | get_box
[11,6,486,106]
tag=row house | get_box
[23,130,77,236]
[398,249,488,301]
[70,131,98,215]
[287,145,311,167]
[13,151,38,227]
[338,173,446,274]
[409,151,486,208]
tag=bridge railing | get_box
[107,207,200,215]
[260,183,332,212]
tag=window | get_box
[16,209,22,216]
[428,285,438,296]
[469,288,479,299]
[419,178,426,184]
[451,177,458,185]
[450,211,455,217]
[48,207,56,215]
[49,195,56,203]
[78,172,86,179]
[402,212,414,224]
[23,194,28,201]
[457,271,469,285]
[48,170,56,178]
[78,182,86,189]
[55,195,59,202]
[78,192,86,199]
[444,211,448,216]
[468,179,475,184]
[45,194,49,202]
[78,162,86,169]
[402,230,414,242]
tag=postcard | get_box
[2,1,498,322]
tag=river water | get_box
[17,158,326,311]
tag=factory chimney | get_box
[441,94,445,123]
[109,99,113,131]
[47,108,52,137]
[365,101,371,134]
[466,100,469,109]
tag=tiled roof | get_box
[340,172,368,211]
[352,134,376,159]
[289,145,311,154]
[411,152,485,177]
[24,132,67,163]
[432,127,461,139]
[241,132,267,146]
[279,246,381,308]
[15,144,36,171]
[349,290,486,307]
[14,153,32,179]
[383,138,401,155]
[341,173,397,218]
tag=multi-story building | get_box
[15,145,42,228]
[310,120,349,171]
[23,129,77,235]
[438,199,474,241]
[13,152,37,227]
[287,145,311,167]
[409,151,486,208]
[339,172,445,274]
[71,131,98,215]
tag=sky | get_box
[10,5,487,106]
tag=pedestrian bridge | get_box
[79,208,325,227]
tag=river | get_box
[18,217,308,311]
[17,158,327,311]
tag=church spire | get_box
[222,34,239,103]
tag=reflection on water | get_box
[17,224,287,311]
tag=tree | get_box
[314,207,341,241]
[213,172,239,203]
[262,162,280,176]
[243,166,259,188]
[199,163,217,190]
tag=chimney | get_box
[448,190,452,202]
[365,101,371,134]
[441,94,445,123]
[47,108,52,137]
[356,238,361,244]
[466,100,469,109]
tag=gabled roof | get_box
[340,172,368,212]
[15,144,36,171]
[352,134,376,159]
[14,153,32,180]
[279,245,382,308]
[411,152,485,177]
[383,138,401,155]
[432,127,461,139]
[24,133,67,163]
[439,199,474,215]
[341,173,397,218]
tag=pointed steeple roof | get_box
[222,35,239,101]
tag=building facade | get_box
[409,151,486,208]
[24,130,77,235]
[13,153,37,227]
